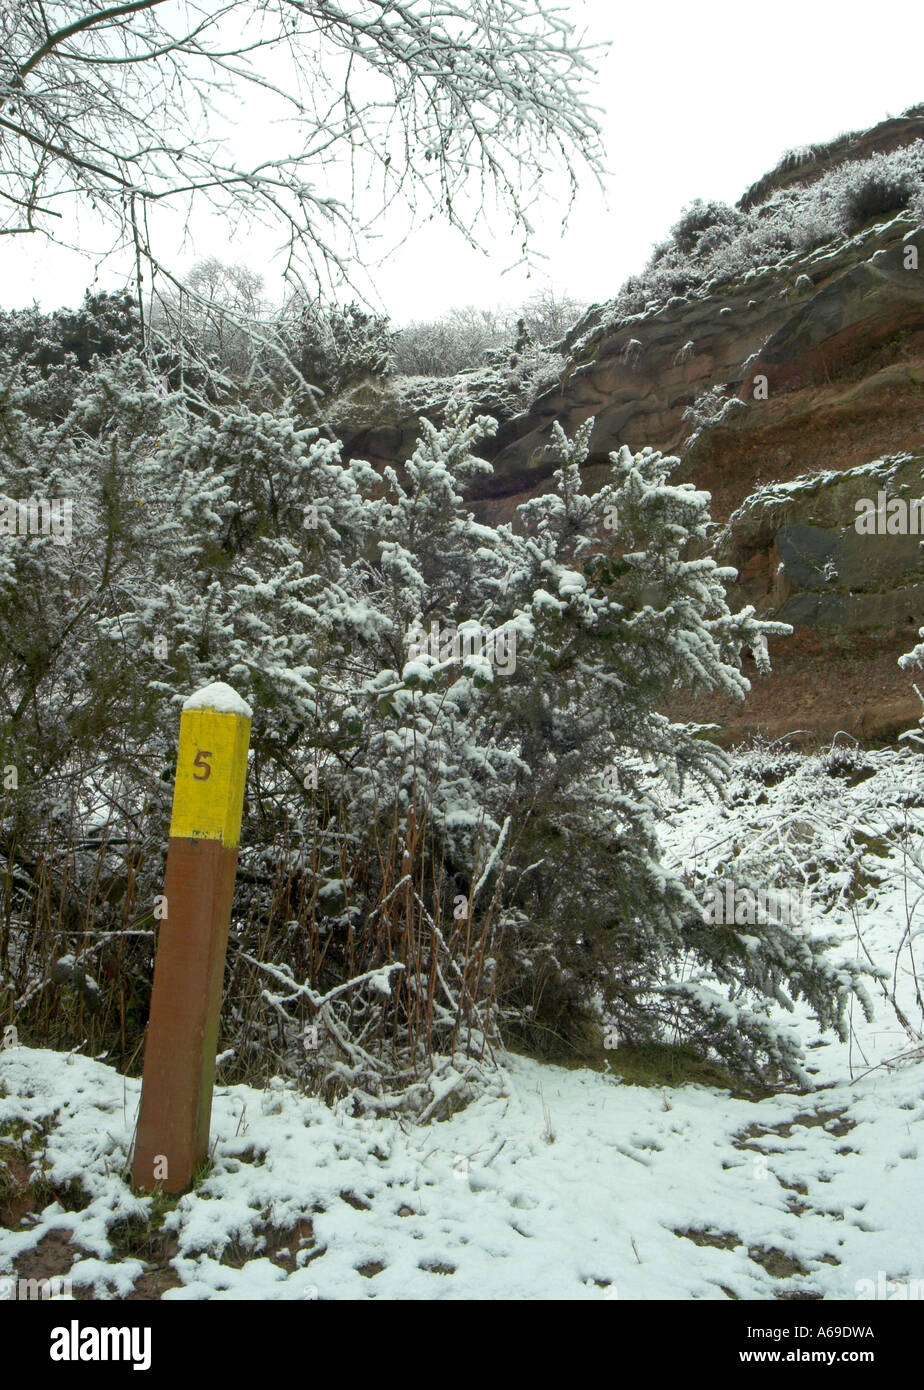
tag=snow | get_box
[7,746,924,1301]
[401,658,436,686]
[3,730,924,1299]
[182,681,253,718]
[1,1040,922,1300]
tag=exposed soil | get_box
[668,627,921,745]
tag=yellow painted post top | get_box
[169,681,252,848]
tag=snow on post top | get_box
[182,681,253,719]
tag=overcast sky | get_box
[2,0,923,325]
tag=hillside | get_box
[342,107,924,743]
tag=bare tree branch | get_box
[16,0,173,81]
[1,0,604,309]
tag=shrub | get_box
[0,290,140,373]
[0,338,872,1101]
[840,161,915,231]
[392,292,587,378]
[278,299,394,397]
[571,139,924,355]
[670,199,742,256]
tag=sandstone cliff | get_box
[342,112,924,744]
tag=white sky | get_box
[2,0,923,326]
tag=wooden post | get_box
[132,681,251,1195]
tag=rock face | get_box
[478,217,924,523]
[494,213,924,741]
[341,122,924,743]
[687,455,924,744]
[721,455,924,632]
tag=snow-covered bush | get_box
[392,293,586,379]
[840,154,917,232]
[0,289,140,375]
[0,290,142,421]
[666,736,924,1072]
[277,298,395,398]
[670,199,743,256]
[0,343,879,1106]
[574,139,924,346]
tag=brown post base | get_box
[132,837,239,1194]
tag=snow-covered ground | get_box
[2,746,923,1301]
[1,1042,922,1301]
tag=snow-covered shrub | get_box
[573,140,924,347]
[478,424,875,1084]
[0,344,878,1103]
[277,298,395,398]
[0,289,140,376]
[681,384,746,448]
[840,155,916,232]
[667,737,924,1071]
[671,199,743,256]
[0,290,142,422]
[392,293,587,379]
